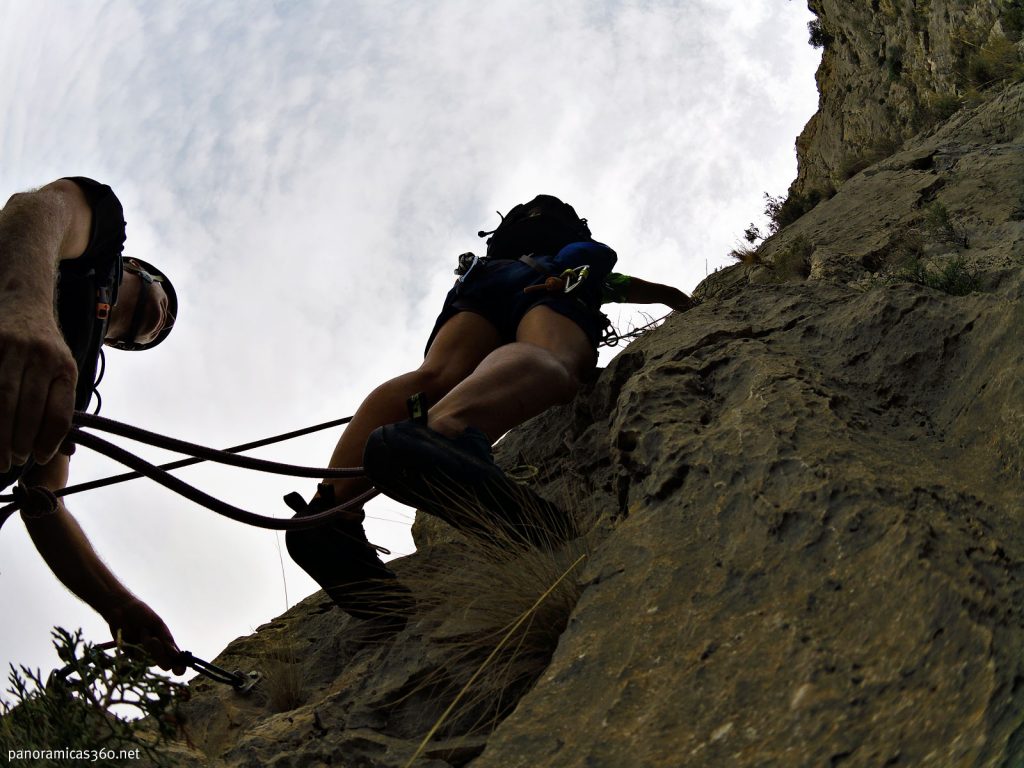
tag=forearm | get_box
[623,277,690,309]
[0,188,71,302]
[23,503,134,621]
[20,457,183,671]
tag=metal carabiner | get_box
[456,252,481,283]
[562,265,590,293]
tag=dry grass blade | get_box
[403,552,587,768]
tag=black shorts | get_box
[424,258,609,355]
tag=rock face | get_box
[166,5,1024,767]
[791,0,1022,204]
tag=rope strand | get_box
[68,429,376,531]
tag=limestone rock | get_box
[792,0,1022,204]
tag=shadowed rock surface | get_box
[161,3,1023,766]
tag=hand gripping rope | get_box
[0,411,372,534]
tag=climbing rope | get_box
[52,414,354,501]
[601,310,673,348]
[0,411,372,533]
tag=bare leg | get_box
[322,312,501,501]
[427,305,595,441]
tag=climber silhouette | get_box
[285,194,693,622]
[0,178,184,673]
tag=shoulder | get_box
[57,177,126,266]
[602,272,633,303]
[555,240,618,272]
[557,240,616,257]
[58,177,124,229]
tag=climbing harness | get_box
[0,411,370,534]
[522,264,591,296]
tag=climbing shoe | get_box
[284,484,413,627]
[363,420,576,548]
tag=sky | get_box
[0,0,820,686]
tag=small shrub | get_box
[394,482,588,745]
[729,243,762,264]
[771,236,814,281]
[808,18,832,49]
[922,92,963,124]
[258,642,306,713]
[764,187,832,234]
[953,29,1024,90]
[844,133,906,174]
[899,256,980,295]
[839,154,873,181]
[923,202,968,247]
[728,224,764,264]
[967,34,1023,87]
[0,628,187,767]
[1003,0,1024,42]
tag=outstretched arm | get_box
[618,276,694,312]
[21,457,185,674]
[0,180,94,471]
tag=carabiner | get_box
[562,265,590,293]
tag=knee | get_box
[410,362,462,402]
[534,347,584,405]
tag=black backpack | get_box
[479,194,592,261]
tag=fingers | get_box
[0,332,77,471]
[148,626,187,675]
[112,600,186,675]
[35,370,76,463]
[11,360,75,466]
[0,344,28,472]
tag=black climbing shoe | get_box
[284,484,413,628]
[363,420,575,548]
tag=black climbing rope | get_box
[52,414,354,501]
[0,411,372,532]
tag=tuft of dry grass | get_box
[387,478,590,753]
[729,243,762,264]
[770,235,814,281]
[257,642,306,713]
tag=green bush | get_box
[1000,0,1024,42]
[764,187,832,234]
[808,18,831,49]
[771,236,814,281]
[920,92,963,126]
[923,202,968,246]
[899,256,980,295]
[968,34,1023,87]
[1,628,187,767]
